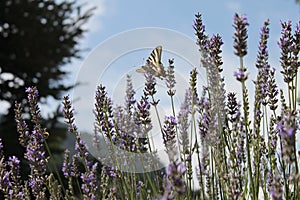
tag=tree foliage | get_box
[0,0,93,120]
[0,0,93,161]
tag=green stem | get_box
[44,140,67,196]
[151,95,164,134]
[239,56,255,200]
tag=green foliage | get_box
[0,0,94,183]
[0,0,93,119]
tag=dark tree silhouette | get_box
[0,0,93,162]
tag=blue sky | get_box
[83,0,299,46]
[68,0,300,132]
[0,1,298,123]
[66,0,300,189]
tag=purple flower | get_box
[278,20,297,83]
[62,95,76,132]
[277,109,298,163]
[0,155,26,199]
[103,166,117,178]
[165,59,176,96]
[177,89,191,155]
[7,156,20,171]
[25,86,42,124]
[75,138,89,158]
[234,68,248,82]
[25,87,38,97]
[14,103,30,147]
[62,150,71,178]
[26,139,47,198]
[136,180,144,198]
[294,22,300,54]
[136,96,153,141]
[207,34,224,72]
[144,72,157,97]
[269,174,283,200]
[167,161,186,196]
[233,13,249,57]
[194,12,209,48]
[256,20,270,73]
[81,162,99,200]
[125,93,153,155]
[226,92,241,123]
[277,113,297,137]
[113,106,136,152]
[198,89,211,141]
[137,97,151,111]
[93,85,116,141]
[0,138,3,152]
[204,34,227,131]
[125,75,136,111]
[1,172,12,187]
[162,116,178,161]
[17,88,48,199]
[189,69,199,105]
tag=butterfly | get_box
[136,45,166,79]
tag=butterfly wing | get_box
[146,45,162,66]
[136,45,165,79]
[136,63,156,75]
[136,66,147,73]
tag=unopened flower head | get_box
[233,13,249,57]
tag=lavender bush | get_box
[0,13,299,200]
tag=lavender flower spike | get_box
[162,116,178,162]
[233,13,249,57]
[167,161,186,197]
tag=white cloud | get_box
[226,1,242,12]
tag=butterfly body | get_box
[136,46,166,79]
